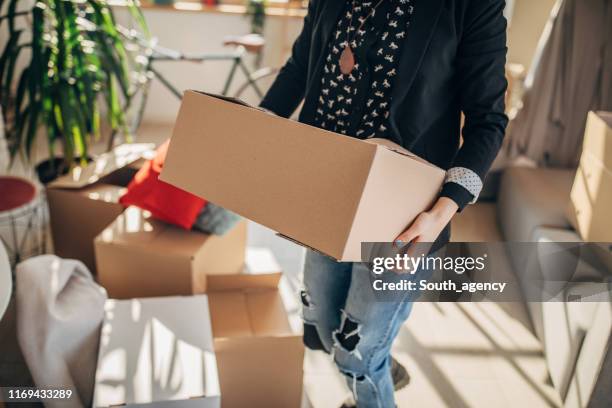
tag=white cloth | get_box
[16,255,107,408]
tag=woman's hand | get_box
[394,197,458,246]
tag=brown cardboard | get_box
[568,112,612,242]
[161,91,445,261]
[49,143,156,189]
[93,295,220,408]
[569,153,612,242]
[47,184,125,273]
[581,111,612,168]
[94,207,247,299]
[204,247,282,291]
[208,289,303,408]
[47,143,155,273]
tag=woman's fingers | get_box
[395,233,417,247]
[395,219,422,247]
[413,235,426,243]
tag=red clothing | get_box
[120,140,206,229]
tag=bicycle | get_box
[111,31,279,149]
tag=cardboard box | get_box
[580,111,612,168]
[94,206,247,299]
[208,289,303,408]
[93,295,220,407]
[568,112,612,241]
[47,143,155,272]
[161,92,445,261]
[204,247,282,291]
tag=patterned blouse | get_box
[312,0,483,203]
[313,0,414,140]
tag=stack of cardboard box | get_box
[91,241,303,407]
[46,144,303,407]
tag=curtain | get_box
[507,0,612,168]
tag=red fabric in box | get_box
[120,140,206,229]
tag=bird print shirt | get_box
[313,0,414,140]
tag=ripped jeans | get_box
[301,250,416,408]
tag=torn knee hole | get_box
[300,289,313,308]
[333,312,361,352]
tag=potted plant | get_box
[0,0,150,183]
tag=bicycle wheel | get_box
[232,67,279,106]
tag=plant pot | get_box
[35,157,92,185]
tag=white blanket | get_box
[16,255,107,408]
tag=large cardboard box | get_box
[208,288,303,408]
[47,143,155,272]
[93,295,220,408]
[161,92,445,261]
[568,111,612,241]
[94,206,247,298]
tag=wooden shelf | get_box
[111,0,306,18]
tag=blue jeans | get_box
[301,250,415,408]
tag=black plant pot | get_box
[35,157,69,185]
[35,157,92,185]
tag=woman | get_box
[260,0,508,406]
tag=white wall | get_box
[114,8,304,125]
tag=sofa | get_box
[455,166,611,408]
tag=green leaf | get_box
[0,29,22,95]
[3,0,151,163]
[3,42,26,101]
[127,0,151,38]
[24,99,41,160]
[6,0,18,33]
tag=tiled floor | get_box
[301,301,562,408]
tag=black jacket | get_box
[261,0,509,210]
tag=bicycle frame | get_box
[112,36,274,150]
[146,46,266,100]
